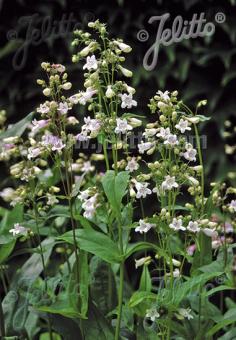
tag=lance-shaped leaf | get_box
[101,170,129,215]
[59,229,122,264]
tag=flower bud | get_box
[43,88,51,96]
[118,65,133,77]
[62,82,72,90]
[105,85,115,98]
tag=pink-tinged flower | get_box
[224,222,234,233]
[27,147,42,160]
[81,161,94,173]
[78,87,97,105]
[83,55,98,71]
[202,228,218,238]
[58,102,71,115]
[76,132,90,141]
[9,223,28,237]
[187,244,196,256]
[32,119,50,132]
[51,63,65,73]
[42,134,65,151]
[229,199,236,212]
[83,116,101,133]
[135,219,155,234]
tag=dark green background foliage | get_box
[0,0,235,179]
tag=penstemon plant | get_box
[0,20,236,340]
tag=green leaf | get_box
[139,266,152,292]
[0,240,16,264]
[82,301,114,339]
[129,291,156,308]
[101,170,129,215]
[0,112,34,139]
[124,242,167,260]
[90,256,117,315]
[59,229,121,263]
[71,174,85,197]
[36,297,82,319]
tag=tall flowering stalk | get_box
[0,19,235,340]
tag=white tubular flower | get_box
[177,308,194,320]
[105,85,115,98]
[114,41,132,53]
[173,268,180,277]
[118,65,133,77]
[138,141,154,154]
[135,219,155,234]
[161,175,178,191]
[128,118,142,127]
[76,132,90,141]
[58,102,71,115]
[32,119,50,132]
[134,181,152,199]
[69,94,80,104]
[37,103,50,114]
[83,116,101,133]
[187,221,200,233]
[120,93,137,109]
[169,218,186,231]
[83,55,98,71]
[156,127,171,139]
[183,143,197,162]
[9,223,28,237]
[164,134,179,146]
[27,147,42,160]
[115,118,133,134]
[229,199,236,212]
[46,194,59,206]
[78,87,97,105]
[175,118,191,133]
[126,85,136,94]
[81,161,95,173]
[146,308,160,322]
[125,157,139,172]
[42,134,65,152]
[203,228,218,238]
[82,194,99,219]
[157,90,170,101]
[135,256,151,269]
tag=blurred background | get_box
[0,0,235,183]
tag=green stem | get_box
[115,260,124,340]
[0,297,5,337]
